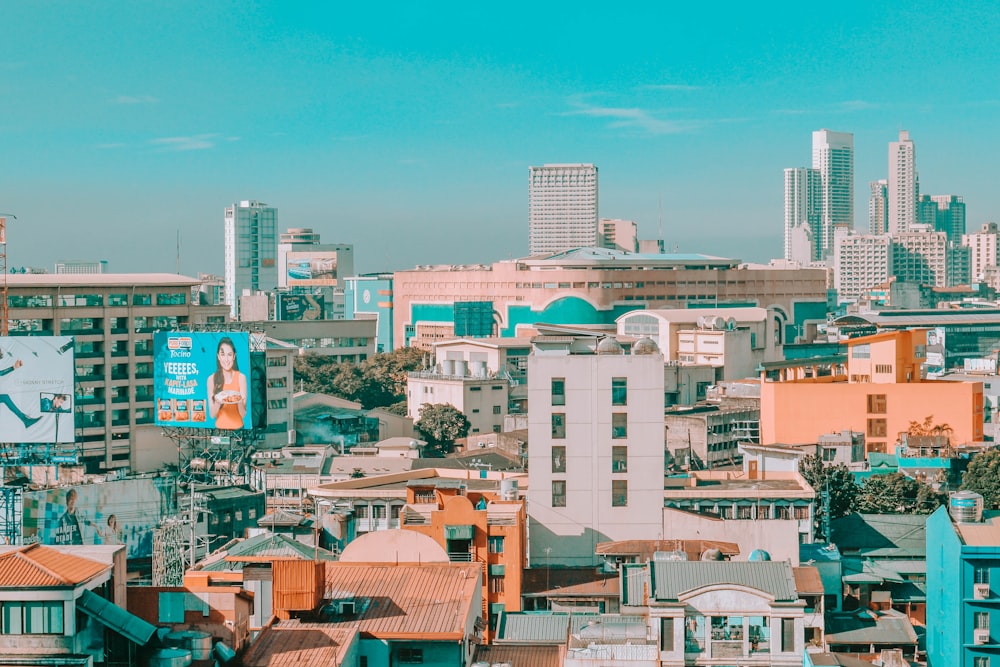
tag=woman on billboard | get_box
[207,337,248,429]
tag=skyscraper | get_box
[930,195,967,241]
[812,129,855,257]
[528,163,598,255]
[224,200,278,318]
[783,167,820,262]
[869,179,888,235]
[888,130,917,235]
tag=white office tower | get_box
[963,223,1000,283]
[224,200,278,318]
[833,230,892,302]
[893,229,949,287]
[527,335,665,567]
[888,130,917,235]
[812,130,854,257]
[783,168,820,262]
[529,164,599,255]
[869,180,888,235]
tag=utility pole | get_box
[0,214,17,336]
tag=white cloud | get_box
[562,98,701,136]
[149,134,219,151]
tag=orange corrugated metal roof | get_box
[793,565,824,595]
[320,562,481,638]
[240,621,357,667]
[0,544,108,587]
[475,644,564,667]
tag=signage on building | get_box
[0,336,74,443]
[286,251,339,286]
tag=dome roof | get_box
[748,549,772,562]
[596,336,624,355]
[632,337,660,355]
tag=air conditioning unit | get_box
[975,583,991,599]
[975,628,990,645]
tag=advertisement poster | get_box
[278,292,325,321]
[22,476,177,558]
[154,331,253,430]
[925,327,946,377]
[286,251,339,286]
[0,336,74,443]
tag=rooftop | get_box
[595,539,740,561]
[240,621,357,667]
[663,471,813,498]
[0,543,108,587]
[824,609,918,646]
[830,513,927,557]
[647,560,800,602]
[7,273,202,287]
[955,511,1000,546]
[474,645,563,667]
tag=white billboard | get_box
[0,336,74,442]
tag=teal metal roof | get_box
[830,514,926,558]
[496,612,571,644]
[200,533,336,571]
[650,561,798,602]
[77,589,157,645]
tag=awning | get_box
[445,524,474,540]
[78,589,157,645]
[489,564,506,576]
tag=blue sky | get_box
[3,1,1000,275]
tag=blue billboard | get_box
[153,332,253,430]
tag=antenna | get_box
[176,230,181,274]
[658,194,664,249]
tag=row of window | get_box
[551,377,627,406]
[552,412,628,439]
[551,480,627,507]
[8,292,188,308]
[551,445,628,473]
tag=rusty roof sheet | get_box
[0,544,108,587]
[240,621,358,667]
[596,539,740,560]
[475,644,564,667]
[320,563,481,638]
[793,566,824,595]
[525,577,620,598]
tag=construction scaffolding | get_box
[152,519,187,586]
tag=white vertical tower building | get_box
[783,167,820,262]
[888,130,917,235]
[963,223,1000,283]
[527,335,665,567]
[834,231,893,302]
[224,200,278,318]
[529,164,599,255]
[869,179,888,235]
[812,130,854,257]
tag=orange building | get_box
[760,329,984,452]
[399,480,526,642]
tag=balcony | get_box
[976,583,991,600]
[448,552,474,562]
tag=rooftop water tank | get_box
[748,549,772,562]
[147,648,192,667]
[500,479,519,501]
[596,336,624,355]
[632,337,660,355]
[950,490,984,523]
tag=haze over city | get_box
[3,1,999,274]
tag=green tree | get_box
[415,403,471,457]
[799,454,859,541]
[856,473,947,514]
[962,448,1000,508]
[294,347,427,409]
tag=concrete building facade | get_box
[224,200,278,318]
[888,131,917,235]
[870,179,889,235]
[783,167,820,262]
[528,163,599,255]
[834,231,893,302]
[963,222,1000,283]
[813,129,854,258]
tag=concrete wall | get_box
[662,507,801,565]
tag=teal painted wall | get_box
[926,506,963,667]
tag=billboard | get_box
[0,336,74,443]
[22,476,177,558]
[277,292,325,321]
[925,327,946,377]
[154,332,254,430]
[286,251,339,286]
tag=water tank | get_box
[596,336,624,355]
[748,549,772,562]
[500,479,519,501]
[712,316,726,330]
[441,359,455,376]
[189,458,207,471]
[950,491,984,523]
[701,548,724,561]
[471,360,488,378]
[147,648,192,667]
[454,360,468,377]
[166,631,212,661]
[214,642,237,664]
[632,337,660,355]
[727,317,737,330]
[697,315,709,329]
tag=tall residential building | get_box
[893,229,949,287]
[527,335,665,567]
[224,200,278,318]
[833,231,893,302]
[869,179,888,234]
[528,163,598,255]
[963,222,1000,283]
[783,167,820,262]
[599,218,638,253]
[888,130,917,235]
[930,194,967,241]
[812,129,854,256]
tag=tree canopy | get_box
[415,403,471,457]
[855,472,947,514]
[799,454,859,541]
[962,448,1000,509]
[293,347,425,409]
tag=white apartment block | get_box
[833,231,892,302]
[224,200,278,318]
[888,130,917,235]
[600,218,638,253]
[783,167,820,262]
[528,163,599,255]
[869,179,888,235]
[406,369,509,437]
[893,229,949,287]
[812,129,854,257]
[963,223,1000,283]
[527,335,665,567]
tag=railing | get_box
[448,551,473,562]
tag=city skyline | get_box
[3,3,1000,276]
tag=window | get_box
[612,446,627,472]
[852,344,871,359]
[867,394,887,413]
[551,413,566,439]
[552,480,566,507]
[354,505,369,519]
[659,617,674,651]
[612,413,627,439]
[612,377,627,406]
[488,536,505,554]
[493,405,502,415]
[822,448,837,462]
[398,648,423,664]
[551,446,566,473]
[867,418,887,438]
[390,505,401,520]
[551,378,565,406]
[976,658,990,667]
[977,567,991,585]
[875,364,893,374]
[612,480,628,507]
[489,576,505,593]
[976,611,990,630]
[1,601,64,635]
[373,505,387,520]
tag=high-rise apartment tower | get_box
[888,131,917,235]
[812,130,855,257]
[869,180,888,235]
[783,168,821,262]
[528,164,599,255]
[224,200,278,318]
